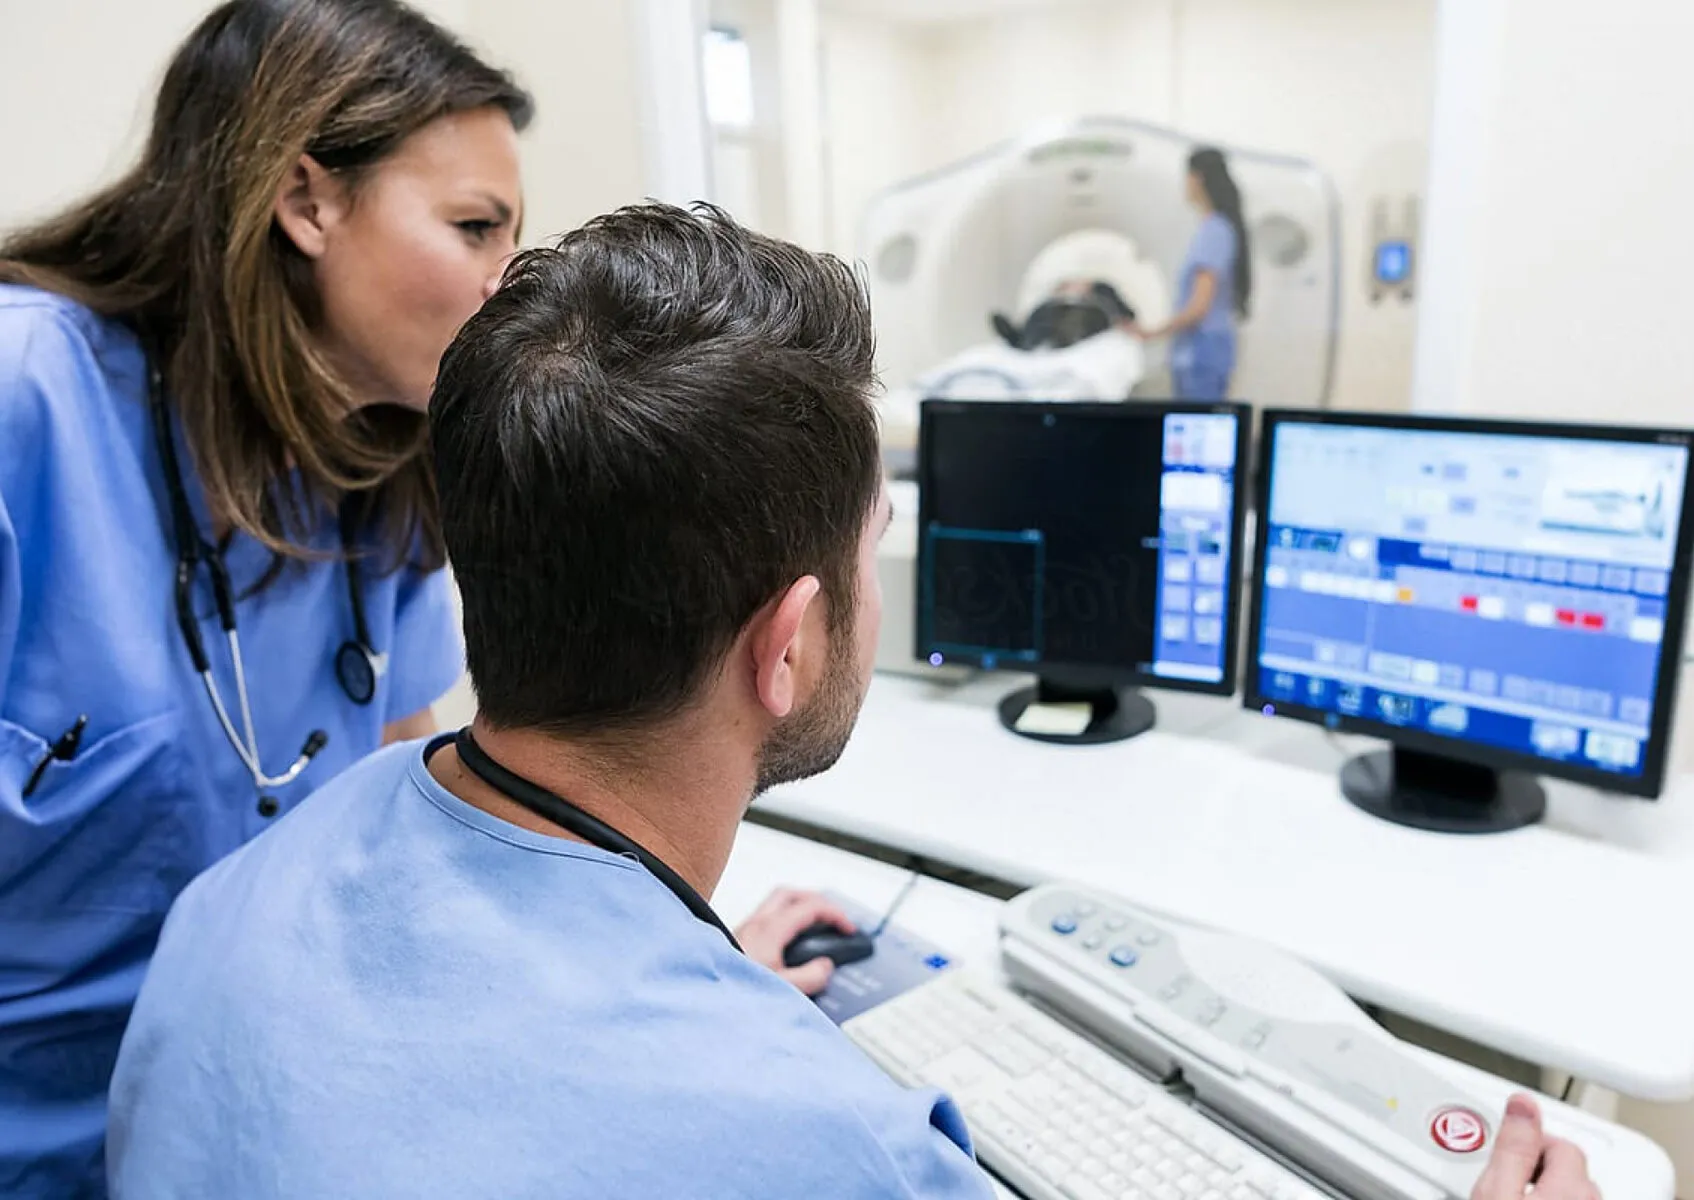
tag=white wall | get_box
[916,0,1177,169]
[470,0,650,243]
[817,8,936,255]
[0,1,218,225]
[814,0,1436,410]
[0,0,650,249]
[1416,0,1694,426]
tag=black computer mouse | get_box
[781,921,875,969]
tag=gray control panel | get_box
[1006,886,1501,1199]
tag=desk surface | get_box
[755,672,1694,1102]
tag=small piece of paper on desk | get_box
[1014,702,1093,737]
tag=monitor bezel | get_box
[1242,407,1694,799]
[915,398,1252,699]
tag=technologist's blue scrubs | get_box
[107,740,992,1198]
[0,285,464,1197]
[1171,212,1239,401]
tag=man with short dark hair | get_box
[105,205,1599,1200]
[106,203,991,1198]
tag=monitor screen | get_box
[917,401,1246,693]
[1248,414,1694,794]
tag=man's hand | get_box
[1471,1094,1599,1200]
[734,887,858,997]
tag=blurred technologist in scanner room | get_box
[107,202,1597,1200]
[1129,146,1251,401]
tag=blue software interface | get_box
[1255,422,1690,778]
[921,407,1238,684]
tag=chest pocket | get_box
[0,712,203,919]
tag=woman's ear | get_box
[272,154,347,260]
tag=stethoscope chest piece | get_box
[336,641,387,706]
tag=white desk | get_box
[754,673,1694,1102]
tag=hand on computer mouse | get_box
[734,887,857,997]
[1470,1095,1599,1200]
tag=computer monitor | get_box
[1245,410,1694,833]
[916,399,1250,744]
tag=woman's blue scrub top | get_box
[1170,213,1239,401]
[0,285,464,1196]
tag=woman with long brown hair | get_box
[1128,145,1252,400]
[0,1,529,1191]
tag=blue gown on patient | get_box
[107,740,994,1198]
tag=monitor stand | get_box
[1339,745,1546,834]
[997,680,1156,746]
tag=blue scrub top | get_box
[108,740,994,1198]
[1171,213,1240,401]
[0,285,464,1197]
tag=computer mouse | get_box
[782,921,875,969]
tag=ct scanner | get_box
[858,116,1342,453]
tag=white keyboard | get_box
[845,971,1331,1200]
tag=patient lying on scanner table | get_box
[990,279,1136,351]
[881,278,1147,458]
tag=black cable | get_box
[869,870,921,939]
[1559,1075,1578,1103]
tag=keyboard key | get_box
[1059,1180,1114,1200]
[1033,1152,1070,1183]
[1076,1155,1108,1180]
[921,1046,997,1091]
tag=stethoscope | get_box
[148,359,387,791]
[445,727,742,951]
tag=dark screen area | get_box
[918,405,1166,675]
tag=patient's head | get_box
[431,203,885,792]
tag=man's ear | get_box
[748,576,824,720]
[272,154,347,260]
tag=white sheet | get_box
[879,328,1147,451]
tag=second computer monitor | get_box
[917,399,1249,744]
[1246,410,1694,832]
